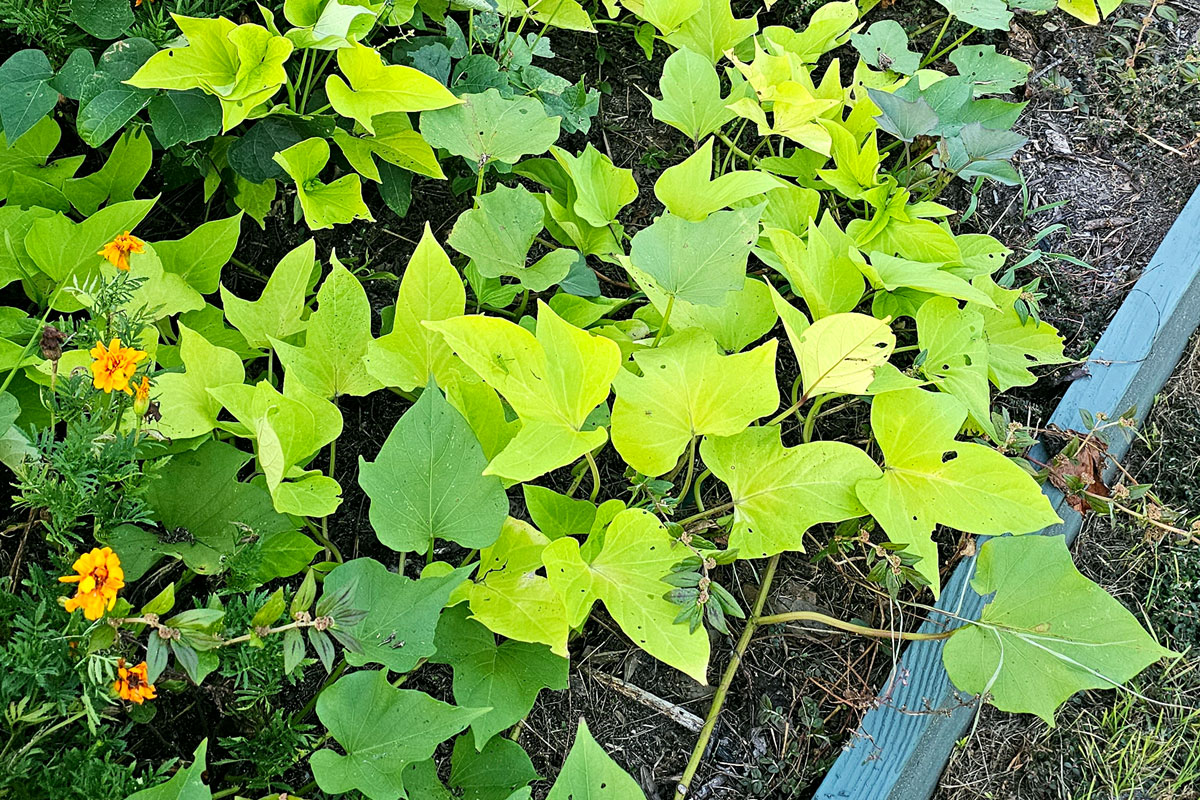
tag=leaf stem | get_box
[922,15,952,65]
[802,393,840,443]
[584,450,601,503]
[715,131,756,166]
[923,26,977,67]
[673,554,779,800]
[755,610,956,640]
[652,294,675,347]
[677,502,734,527]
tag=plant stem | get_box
[652,294,675,347]
[923,15,952,65]
[474,165,487,203]
[766,392,808,427]
[677,502,734,527]
[754,610,956,640]
[715,131,756,166]
[802,393,840,444]
[292,659,347,722]
[230,256,269,282]
[584,450,601,503]
[673,554,780,800]
[923,26,977,67]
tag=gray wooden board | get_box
[815,184,1200,800]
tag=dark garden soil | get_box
[2,0,1197,797]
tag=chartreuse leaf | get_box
[547,719,646,800]
[863,252,995,307]
[432,604,568,748]
[221,239,315,351]
[26,197,156,311]
[664,0,757,64]
[702,427,881,559]
[311,669,485,800]
[497,0,596,32]
[638,0,701,34]
[326,42,460,134]
[283,0,379,50]
[650,48,738,142]
[445,378,520,463]
[332,113,445,181]
[1057,0,1121,25]
[917,297,996,440]
[855,389,1061,595]
[426,302,621,482]
[0,117,75,202]
[944,535,1174,724]
[971,276,1070,392]
[523,485,625,540]
[207,379,343,516]
[783,312,895,398]
[152,213,242,296]
[323,558,475,674]
[653,139,783,222]
[63,129,152,216]
[447,184,576,292]
[126,740,210,800]
[272,252,382,399]
[273,138,373,230]
[127,15,294,131]
[365,224,466,391]
[543,508,710,682]
[767,225,865,320]
[143,440,307,580]
[611,330,778,476]
[420,89,561,169]
[551,144,638,228]
[154,323,246,440]
[767,0,858,61]
[360,381,507,554]
[462,518,571,657]
[629,205,762,306]
[628,265,778,353]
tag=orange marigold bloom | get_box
[89,338,147,395]
[113,659,156,704]
[59,546,125,621]
[97,231,145,271]
[133,375,151,416]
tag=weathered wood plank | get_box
[815,184,1200,800]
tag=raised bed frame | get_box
[815,184,1200,800]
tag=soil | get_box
[1,0,1197,797]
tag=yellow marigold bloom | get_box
[113,659,156,704]
[97,231,145,272]
[133,375,151,416]
[59,546,125,621]
[89,338,147,395]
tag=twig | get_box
[584,667,704,732]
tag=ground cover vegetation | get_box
[0,0,1184,797]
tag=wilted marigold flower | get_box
[133,375,151,416]
[97,231,145,271]
[89,338,147,395]
[113,659,156,704]
[59,546,124,620]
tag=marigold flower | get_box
[97,231,145,272]
[89,338,147,395]
[113,659,156,704]
[59,546,125,621]
[133,375,151,417]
